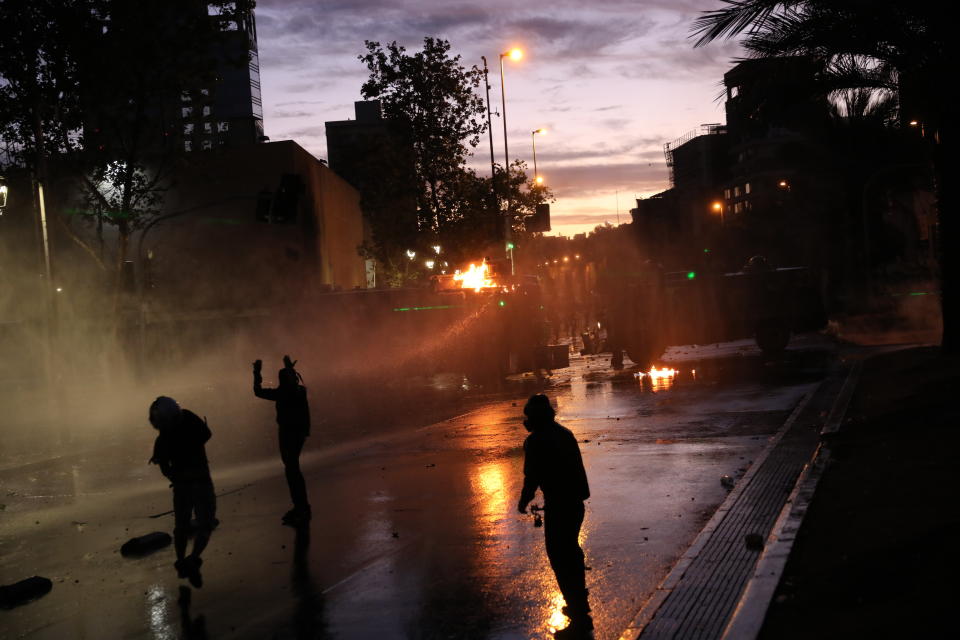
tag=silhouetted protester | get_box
[517,394,593,637]
[253,355,312,526]
[149,396,216,587]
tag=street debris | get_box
[120,531,172,557]
[0,576,52,609]
[721,475,735,489]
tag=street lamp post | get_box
[480,57,497,181]
[531,128,546,184]
[711,200,725,226]
[499,48,522,274]
[480,56,500,249]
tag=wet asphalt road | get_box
[0,337,832,639]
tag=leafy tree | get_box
[692,0,955,350]
[358,39,488,240]
[356,37,554,283]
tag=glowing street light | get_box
[531,128,546,185]
[425,260,435,269]
[499,46,523,275]
[0,175,8,211]
[710,200,725,225]
[406,249,416,260]
[432,244,441,254]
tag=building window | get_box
[184,140,193,152]
[733,186,741,197]
[201,139,212,150]
[181,92,191,102]
[202,106,211,117]
[724,188,731,200]
[181,107,193,118]
[734,202,743,214]
[183,123,194,135]
[745,182,751,194]
[217,121,229,132]
[203,122,212,134]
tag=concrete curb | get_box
[719,359,863,639]
[618,386,819,640]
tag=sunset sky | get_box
[254,0,741,237]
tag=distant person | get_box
[149,396,216,587]
[253,355,311,526]
[517,394,593,637]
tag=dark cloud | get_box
[551,211,626,226]
[269,109,316,119]
[256,0,657,68]
[274,99,328,108]
[277,124,327,140]
[545,161,667,199]
[535,135,667,163]
[253,0,733,203]
[613,38,741,81]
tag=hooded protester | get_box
[517,393,593,637]
[149,396,216,586]
[253,355,311,526]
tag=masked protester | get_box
[149,396,216,587]
[253,355,311,526]
[517,394,593,637]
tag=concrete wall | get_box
[142,140,365,309]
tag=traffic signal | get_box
[526,203,550,233]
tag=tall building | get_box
[325,101,419,255]
[83,3,266,156]
[181,5,265,152]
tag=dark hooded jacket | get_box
[150,409,212,484]
[254,373,311,437]
[520,420,590,508]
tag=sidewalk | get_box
[758,345,957,638]
[620,344,957,639]
[619,353,850,639]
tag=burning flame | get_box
[647,366,677,381]
[634,366,679,392]
[453,262,497,292]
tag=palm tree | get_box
[692,1,954,351]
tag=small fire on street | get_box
[453,262,497,292]
[635,366,681,391]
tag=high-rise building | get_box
[181,5,265,152]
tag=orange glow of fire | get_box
[453,262,497,291]
[647,366,677,380]
[634,366,679,391]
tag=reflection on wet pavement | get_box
[145,583,176,640]
[0,338,834,639]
